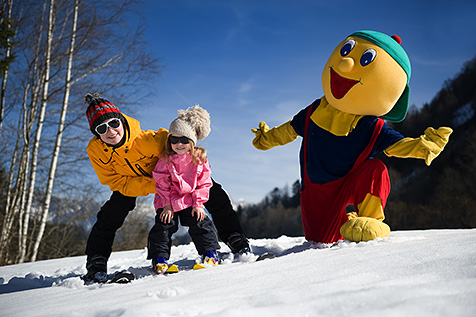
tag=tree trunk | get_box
[21,0,55,263]
[29,0,79,262]
[10,0,48,264]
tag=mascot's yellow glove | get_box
[384,127,452,166]
[340,217,390,242]
[251,120,298,151]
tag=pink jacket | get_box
[152,152,212,212]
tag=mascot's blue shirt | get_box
[290,99,405,185]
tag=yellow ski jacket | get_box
[87,114,168,197]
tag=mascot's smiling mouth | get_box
[330,67,360,99]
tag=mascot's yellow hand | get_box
[251,120,298,151]
[251,121,270,150]
[340,217,390,242]
[421,127,453,165]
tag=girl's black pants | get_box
[147,207,220,259]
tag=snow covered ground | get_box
[1,229,475,317]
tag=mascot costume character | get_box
[252,30,452,243]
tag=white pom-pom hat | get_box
[168,105,211,144]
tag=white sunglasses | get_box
[95,118,121,135]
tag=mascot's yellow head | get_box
[321,30,411,122]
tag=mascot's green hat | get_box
[351,30,411,123]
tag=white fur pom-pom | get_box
[177,105,211,140]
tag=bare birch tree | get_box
[14,0,55,263]
[27,0,79,262]
[12,0,51,264]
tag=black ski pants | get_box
[147,207,220,259]
[85,179,242,259]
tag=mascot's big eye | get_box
[360,49,376,66]
[340,40,355,56]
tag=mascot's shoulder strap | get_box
[353,118,385,168]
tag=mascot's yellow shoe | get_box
[340,217,390,242]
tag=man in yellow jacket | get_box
[83,92,249,283]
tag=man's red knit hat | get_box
[85,92,123,136]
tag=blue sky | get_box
[133,0,476,204]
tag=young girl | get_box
[147,105,220,273]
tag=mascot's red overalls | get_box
[299,101,390,243]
